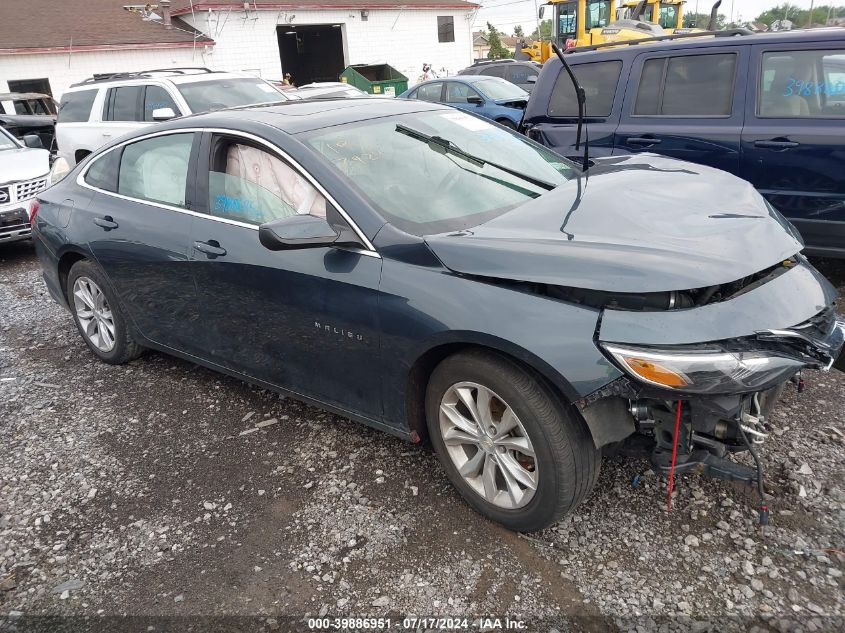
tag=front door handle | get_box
[627,136,662,146]
[754,140,799,149]
[93,216,118,230]
[194,240,227,258]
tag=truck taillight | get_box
[29,199,40,224]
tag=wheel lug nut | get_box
[488,426,496,435]
[497,446,506,453]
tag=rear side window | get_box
[480,66,505,78]
[549,60,622,118]
[118,133,194,207]
[143,86,181,122]
[634,53,737,116]
[104,86,143,122]
[84,149,121,192]
[505,65,538,85]
[759,49,845,118]
[57,89,97,123]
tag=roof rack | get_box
[469,58,520,66]
[564,28,754,54]
[71,67,216,87]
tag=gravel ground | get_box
[1,242,843,632]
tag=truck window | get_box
[759,49,845,118]
[57,89,97,123]
[549,60,622,118]
[634,53,737,116]
[104,86,144,122]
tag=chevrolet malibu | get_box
[32,99,844,532]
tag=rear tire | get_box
[67,260,143,365]
[425,350,600,532]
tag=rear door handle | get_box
[754,140,799,149]
[194,240,227,258]
[627,136,662,146]
[93,216,118,230]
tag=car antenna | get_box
[551,42,589,172]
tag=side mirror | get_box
[467,95,483,105]
[259,214,339,250]
[23,134,43,149]
[538,6,545,19]
[151,107,177,121]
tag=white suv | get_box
[56,68,293,166]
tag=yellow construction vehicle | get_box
[517,1,664,63]
[517,1,722,62]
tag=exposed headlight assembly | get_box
[602,344,804,394]
[48,157,70,185]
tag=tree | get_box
[513,25,524,38]
[486,22,513,59]
[530,19,552,40]
[754,4,845,29]
[683,11,726,29]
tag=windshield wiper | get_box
[395,124,556,191]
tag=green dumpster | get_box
[340,64,408,97]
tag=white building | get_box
[0,0,478,100]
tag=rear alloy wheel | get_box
[67,260,143,364]
[426,350,600,532]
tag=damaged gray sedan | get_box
[32,100,844,532]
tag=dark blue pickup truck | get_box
[522,28,845,258]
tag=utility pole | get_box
[534,0,542,41]
[807,0,814,28]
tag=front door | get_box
[615,48,748,174]
[84,131,200,351]
[188,132,384,419]
[739,44,845,256]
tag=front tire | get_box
[67,260,143,364]
[425,350,600,532]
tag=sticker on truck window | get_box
[440,111,493,131]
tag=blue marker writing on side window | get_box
[214,195,265,222]
[783,77,845,97]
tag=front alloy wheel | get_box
[426,350,600,532]
[439,382,537,509]
[72,276,116,352]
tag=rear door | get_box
[615,46,748,174]
[524,59,625,162]
[740,43,845,256]
[82,131,201,352]
[100,85,149,146]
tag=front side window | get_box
[480,65,506,78]
[105,86,143,122]
[549,60,622,117]
[207,139,326,226]
[414,82,444,102]
[634,53,737,116]
[57,89,97,123]
[176,78,283,113]
[437,16,455,43]
[143,86,181,122]
[759,49,845,118]
[118,133,194,207]
[445,83,481,104]
[304,110,576,236]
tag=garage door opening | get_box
[277,24,345,87]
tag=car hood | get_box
[0,146,50,184]
[424,154,804,293]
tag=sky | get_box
[471,1,838,37]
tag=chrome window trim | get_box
[76,126,379,256]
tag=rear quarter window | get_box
[57,89,97,123]
[549,60,622,118]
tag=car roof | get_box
[562,27,845,62]
[171,98,450,135]
[65,71,267,91]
